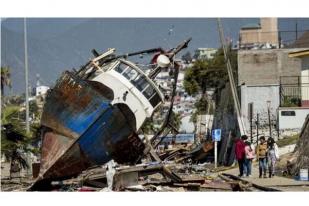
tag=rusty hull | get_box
[30,71,145,190]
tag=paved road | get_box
[222,162,309,191]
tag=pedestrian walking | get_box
[244,141,255,177]
[235,135,247,177]
[256,136,268,178]
[267,137,279,178]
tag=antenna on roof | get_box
[36,73,41,87]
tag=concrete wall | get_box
[238,49,302,86]
[180,115,195,133]
[240,85,279,131]
[278,107,309,129]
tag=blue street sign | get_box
[212,129,221,142]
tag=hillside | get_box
[1,18,309,94]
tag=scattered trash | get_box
[299,169,308,181]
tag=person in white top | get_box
[267,137,279,178]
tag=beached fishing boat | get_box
[31,39,191,190]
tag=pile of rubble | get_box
[1,140,264,192]
[1,139,255,192]
[41,161,249,192]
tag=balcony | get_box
[280,76,309,107]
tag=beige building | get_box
[239,18,279,48]
[237,48,303,132]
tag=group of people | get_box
[235,135,279,178]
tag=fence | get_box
[239,30,309,50]
[280,76,309,107]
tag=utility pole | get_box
[256,113,259,147]
[295,19,298,41]
[248,103,253,143]
[217,18,247,136]
[250,113,253,143]
[267,101,272,138]
[278,31,281,49]
[24,18,30,133]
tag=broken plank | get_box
[162,166,182,182]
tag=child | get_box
[244,141,255,177]
[267,137,279,178]
[256,136,268,178]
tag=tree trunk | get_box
[292,115,309,175]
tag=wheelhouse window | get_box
[123,67,138,80]
[149,93,161,107]
[131,75,148,91]
[115,62,162,107]
[142,85,155,99]
[115,63,128,74]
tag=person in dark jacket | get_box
[235,135,247,177]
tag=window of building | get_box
[281,111,296,116]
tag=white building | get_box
[36,85,50,97]
[277,49,309,130]
[194,48,217,60]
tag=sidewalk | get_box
[222,162,309,191]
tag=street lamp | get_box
[267,100,272,138]
[24,18,30,134]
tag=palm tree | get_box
[1,66,12,96]
[1,107,29,179]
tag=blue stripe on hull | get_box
[77,107,114,164]
[77,106,137,165]
[64,102,110,135]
